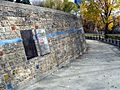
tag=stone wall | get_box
[0,1,86,90]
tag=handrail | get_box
[85,34,120,48]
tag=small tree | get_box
[43,0,78,13]
[62,0,78,12]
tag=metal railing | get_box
[85,34,120,48]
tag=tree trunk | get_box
[104,23,109,39]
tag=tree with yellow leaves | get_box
[80,0,120,37]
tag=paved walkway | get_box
[24,40,120,90]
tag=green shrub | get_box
[42,0,78,13]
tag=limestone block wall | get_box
[0,1,86,90]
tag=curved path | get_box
[25,40,120,90]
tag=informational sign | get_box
[35,29,50,56]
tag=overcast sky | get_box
[29,0,44,5]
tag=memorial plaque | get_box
[35,29,50,56]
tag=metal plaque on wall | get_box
[35,29,50,56]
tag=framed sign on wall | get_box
[35,29,50,56]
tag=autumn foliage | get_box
[80,0,120,34]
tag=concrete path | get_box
[24,40,120,90]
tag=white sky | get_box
[29,0,44,5]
